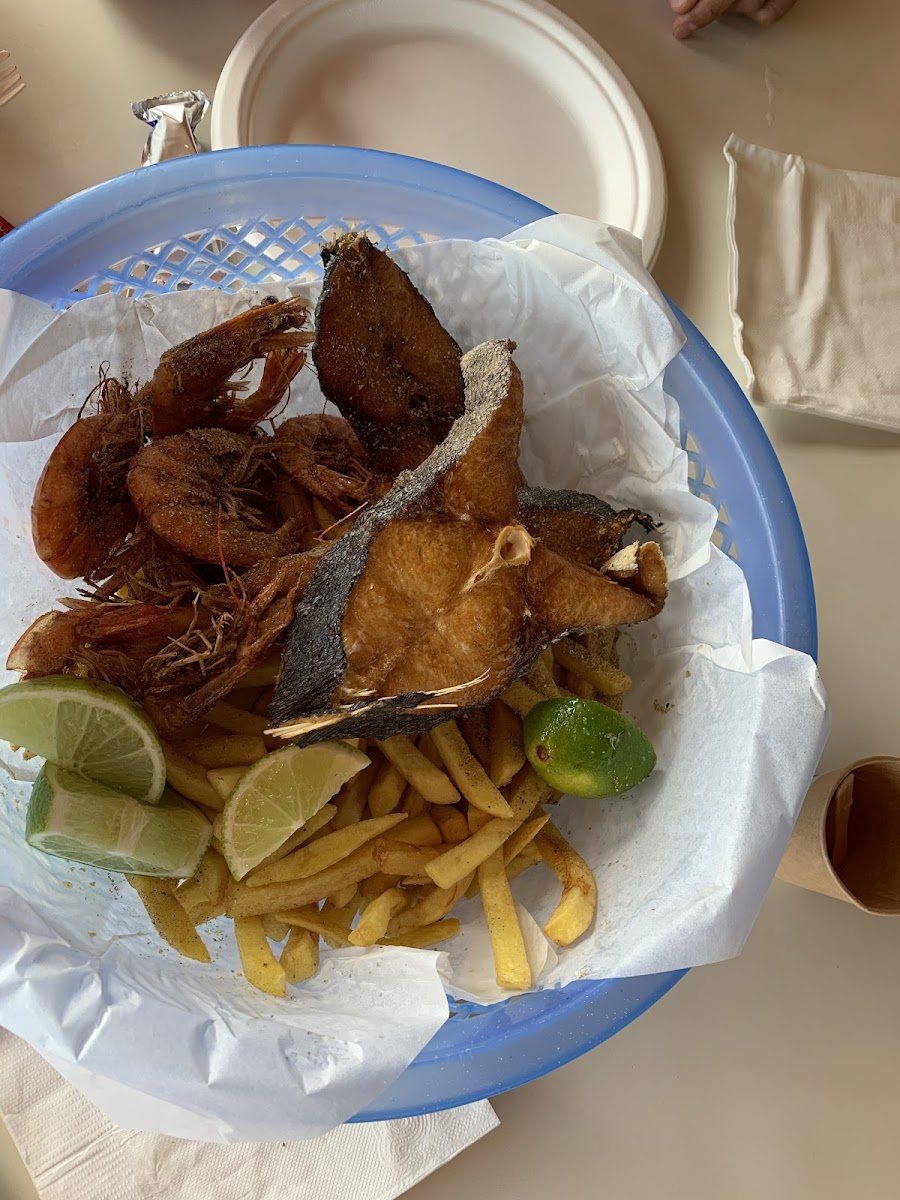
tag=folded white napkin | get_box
[0,1031,498,1200]
[725,133,900,431]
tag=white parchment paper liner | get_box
[0,216,829,1140]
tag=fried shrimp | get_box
[274,413,392,514]
[135,296,312,437]
[127,428,314,568]
[31,376,144,580]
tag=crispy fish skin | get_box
[270,341,667,745]
[313,233,465,475]
[518,486,657,572]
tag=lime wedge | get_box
[221,742,370,880]
[27,764,211,876]
[523,697,656,799]
[0,676,165,804]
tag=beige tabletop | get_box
[1,0,899,1196]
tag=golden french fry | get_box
[188,898,227,926]
[228,846,379,918]
[431,807,469,844]
[488,699,526,788]
[173,732,267,769]
[126,875,211,963]
[326,885,359,911]
[389,813,443,846]
[350,887,408,946]
[425,817,518,889]
[332,761,379,829]
[206,765,247,802]
[380,919,461,948]
[248,805,337,876]
[401,874,434,886]
[312,495,343,536]
[430,722,513,818]
[552,637,632,696]
[276,905,353,946]
[234,916,287,997]
[535,821,598,946]
[500,680,543,718]
[368,760,407,817]
[280,927,319,984]
[174,878,206,913]
[402,788,428,816]
[359,872,402,900]
[246,814,407,886]
[162,743,225,811]
[526,651,567,699]
[565,670,595,700]
[240,656,281,687]
[505,764,555,818]
[207,701,270,737]
[505,854,540,885]
[262,915,291,942]
[387,875,473,935]
[372,840,443,876]
[458,708,491,770]
[417,731,443,767]
[502,813,551,865]
[467,805,492,833]
[376,735,461,806]
[477,849,532,990]
[196,847,230,903]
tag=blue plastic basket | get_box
[0,145,816,1120]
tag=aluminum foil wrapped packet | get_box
[133,90,210,166]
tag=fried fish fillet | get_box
[517,486,657,572]
[270,341,666,744]
[313,233,465,475]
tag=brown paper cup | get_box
[777,757,900,914]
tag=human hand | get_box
[669,0,797,39]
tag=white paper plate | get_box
[212,0,667,266]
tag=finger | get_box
[672,0,734,38]
[669,0,699,13]
[751,0,796,26]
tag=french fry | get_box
[565,671,595,700]
[500,680,543,718]
[552,637,632,696]
[349,887,407,946]
[226,686,266,711]
[327,885,359,910]
[227,845,379,918]
[248,804,337,873]
[376,735,461,806]
[505,854,540,885]
[389,814,443,846]
[262,915,291,943]
[527,650,567,699]
[195,802,223,824]
[387,875,473,935]
[379,919,461,948]
[430,722,513,818]
[174,878,207,914]
[425,817,517,889]
[252,685,276,714]
[280,927,319,984]
[173,732,267,769]
[535,821,598,946]
[478,849,532,990]
[188,898,227,926]
[196,847,230,903]
[467,806,492,833]
[359,872,402,900]
[234,916,286,997]
[207,701,270,737]
[276,905,353,946]
[417,730,443,767]
[126,875,211,963]
[206,765,247,802]
[240,656,281,687]
[312,496,343,536]
[372,840,443,876]
[485,701,524,789]
[458,708,491,770]
[431,807,469,844]
[502,813,550,865]
[401,875,434,886]
[368,760,407,817]
[246,814,408,886]
[402,788,428,817]
[162,742,225,811]
[332,761,378,829]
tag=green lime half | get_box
[0,676,165,804]
[27,764,211,876]
[220,741,370,880]
[523,697,656,799]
